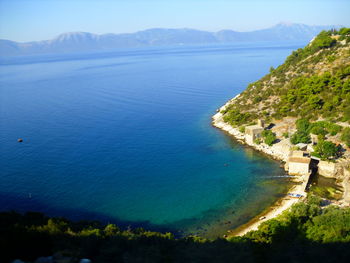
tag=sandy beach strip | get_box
[229,183,305,237]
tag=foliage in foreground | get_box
[243,196,350,244]
[1,196,350,263]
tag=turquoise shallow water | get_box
[0,42,306,237]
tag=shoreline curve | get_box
[212,94,306,237]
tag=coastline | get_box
[212,95,306,237]
[229,183,305,236]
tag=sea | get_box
[0,41,307,238]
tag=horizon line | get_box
[1,22,344,43]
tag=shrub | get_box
[325,122,342,135]
[339,27,350,36]
[341,127,350,147]
[254,138,262,144]
[305,206,350,243]
[309,121,342,136]
[311,30,336,50]
[262,130,276,146]
[290,131,311,144]
[310,126,327,136]
[296,119,311,133]
[313,140,341,160]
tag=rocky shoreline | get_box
[212,95,291,163]
[212,95,350,237]
[212,95,307,237]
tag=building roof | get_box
[245,125,264,131]
[288,157,311,164]
[296,143,308,150]
[291,150,304,157]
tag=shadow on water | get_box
[0,192,179,235]
[0,172,291,240]
[3,190,284,238]
[2,207,350,263]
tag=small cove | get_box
[0,41,306,237]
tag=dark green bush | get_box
[262,130,277,146]
[313,140,341,160]
[341,127,350,147]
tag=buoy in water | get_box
[18,138,23,142]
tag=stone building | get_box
[245,125,264,144]
[318,161,337,177]
[287,151,311,176]
[257,119,265,128]
[245,119,264,144]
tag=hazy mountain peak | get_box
[0,23,342,57]
[51,32,99,43]
[276,21,295,27]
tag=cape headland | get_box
[213,28,350,236]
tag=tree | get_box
[262,130,276,146]
[104,224,120,236]
[305,206,350,243]
[311,30,336,50]
[343,79,350,94]
[290,131,311,144]
[310,126,327,136]
[313,140,340,160]
[296,118,311,132]
[339,27,350,36]
[341,127,350,147]
[307,95,323,109]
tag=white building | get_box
[287,151,311,176]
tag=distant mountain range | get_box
[0,23,342,56]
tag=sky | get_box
[0,0,349,42]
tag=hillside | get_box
[221,29,350,147]
[218,28,350,202]
[0,23,341,57]
[223,29,350,124]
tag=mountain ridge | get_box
[0,23,342,57]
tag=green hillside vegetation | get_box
[2,196,350,263]
[288,118,342,160]
[290,118,342,145]
[222,28,350,129]
[341,127,350,147]
[262,130,277,146]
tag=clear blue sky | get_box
[0,0,349,42]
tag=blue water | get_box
[0,42,306,237]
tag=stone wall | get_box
[288,162,310,176]
[318,161,336,178]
